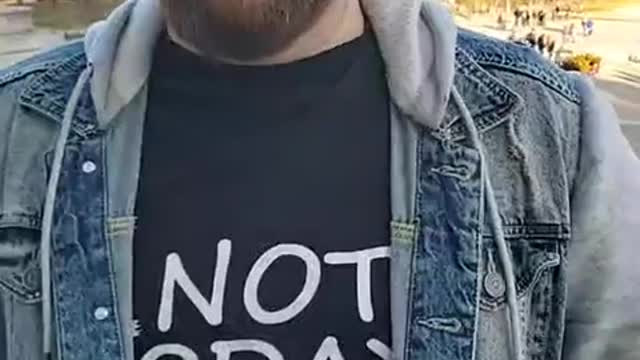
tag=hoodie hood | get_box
[83,0,457,129]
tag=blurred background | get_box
[0,0,638,153]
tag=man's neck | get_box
[168,0,365,65]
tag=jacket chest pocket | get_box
[0,221,42,304]
[479,223,569,311]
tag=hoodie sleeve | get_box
[562,74,640,360]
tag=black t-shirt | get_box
[133,31,391,360]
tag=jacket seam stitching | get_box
[0,213,42,229]
[476,63,581,105]
[0,61,59,87]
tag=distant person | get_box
[526,28,537,47]
[568,22,577,43]
[538,10,546,27]
[547,35,557,60]
[497,13,506,29]
[581,18,594,36]
[514,8,522,27]
[586,18,594,36]
[561,24,569,43]
[537,33,547,53]
[524,10,531,27]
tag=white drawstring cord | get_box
[452,86,524,360]
[40,65,93,355]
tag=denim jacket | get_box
[1,0,639,359]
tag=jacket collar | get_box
[18,49,98,138]
[443,46,524,140]
[17,0,521,138]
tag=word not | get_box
[158,239,391,331]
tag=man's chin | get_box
[162,0,329,63]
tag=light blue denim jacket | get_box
[1,0,639,359]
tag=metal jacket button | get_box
[94,307,110,321]
[82,161,97,173]
[484,271,506,299]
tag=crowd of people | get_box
[508,29,557,59]
[513,5,575,27]
[502,5,596,63]
[513,8,549,28]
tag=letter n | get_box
[157,240,231,332]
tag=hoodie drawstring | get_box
[452,87,524,360]
[40,66,93,355]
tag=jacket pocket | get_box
[0,215,42,304]
[479,223,569,311]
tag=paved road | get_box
[623,124,640,155]
[0,30,63,67]
[596,65,640,155]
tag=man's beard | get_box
[161,0,330,62]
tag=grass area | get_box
[31,0,123,30]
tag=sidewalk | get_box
[457,8,640,65]
[0,30,64,67]
[0,1,64,67]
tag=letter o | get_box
[141,344,198,360]
[243,244,321,324]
